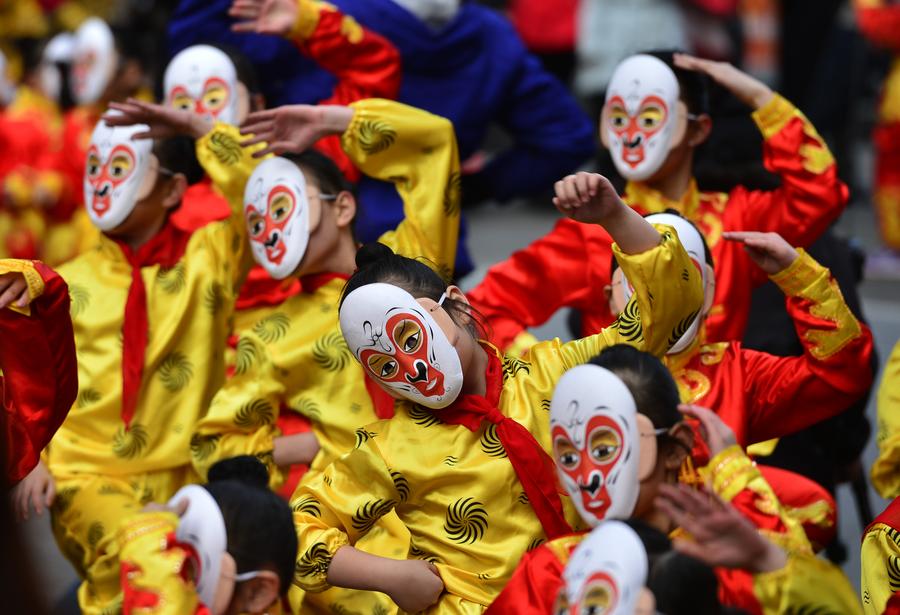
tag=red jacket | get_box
[468,95,848,349]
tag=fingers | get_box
[45,477,56,509]
[242,109,279,128]
[228,0,261,19]
[231,20,260,33]
[678,404,719,435]
[427,561,440,577]
[172,498,190,517]
[31,481,45,517]
[15,284,29,307]
[574,173,592,204]
[15,485,28,522]
[670,537,712,563]
[0,276,27,310]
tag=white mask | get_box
[84,116,153,231]
[39,33,75,103]
[602,54,684,181]
[392,0,461,28]
[340,283,464,409]
[550,365,642,526]
[557,521,649,615]
[619,213,709,354]
[72,17,118,106]
[164,45,240,126]
[243,157,311,279]
[168,485,228,609]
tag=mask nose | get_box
[405,360,429,384]
[96,182,111,197]
[579,472,602,496]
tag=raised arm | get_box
[229,0,402,180]
[467,219,608,351]
[674,55,847,260]
[542,173,703,368]
[0,259,76,484]
[722,232,874,444]
[348,99,461,279]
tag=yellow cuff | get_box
[769,249,826,296]
[289,0,323,41]
[704,444,756,502]
[752,93,798,141]
[0,258,44,315]
[117,511,180,547]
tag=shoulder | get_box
[868,497,900,537]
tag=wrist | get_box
[750,88,775,110]
[749,540,788,574]
[319,105,354,137]
[189,115,215,139]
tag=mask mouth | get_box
[92,182,112,214]
[263,229,286,264]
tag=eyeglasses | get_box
[313,193,337,202]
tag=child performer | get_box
[11,102,263,614]
[191,98,461,614]
[609,214,874,547]
[468,52,847,353]
[0,259,76,487]
[289,171,704,613]
[118,457,296,615]
[489,346,861,614]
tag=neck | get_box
[312,232,358,277]
[642,154,694,203]
[462,342,489,397]
[115,214,168,252]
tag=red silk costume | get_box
[487,447,859,615]
[855,0,900,250]
[468,95,847,349]
[0,259,77,484]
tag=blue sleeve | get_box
[166,0,336,107]
[480,18,596,203]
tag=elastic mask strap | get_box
[233,570,262,583]
[437,292,448,307]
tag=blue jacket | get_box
[168,0,596,276]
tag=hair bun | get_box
[355,242,395,270]
[207,455,269,488]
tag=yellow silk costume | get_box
[47,123,261,615]
[861,495,900,614]
[291,224,703,614]
[192,98,460,615]
[873,339,900,499]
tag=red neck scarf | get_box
[301,271,395,421]
[114,221,192,429]
[437,345,572,540]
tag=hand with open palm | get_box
[240,104,354,158]
[229,0,299,36]
[106,99,214,139]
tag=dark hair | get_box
[285,150,357,200]
[611,209,714,273]
[204,456,296,595]
[641,50,710,116]
[648,551,724,615]
[590,345,681,431]
[207,455,270,487]
[206,42,262,97]
[153,136,205,186]
[340,243,487,339]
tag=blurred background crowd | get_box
[1,0,899,611]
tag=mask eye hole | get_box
[269,192,295,223]
[608,104,628,130]
[554,436,580,470]
[392,318,422,354]
[86,153,101,177]
[171,93,194,112]
[202,83,228,112]
[581,581,614,613]
[367,354,398,380]
[109,153,134,180]
[588,427,621,464]
[638,105,664,130]
[246,210,265,238]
